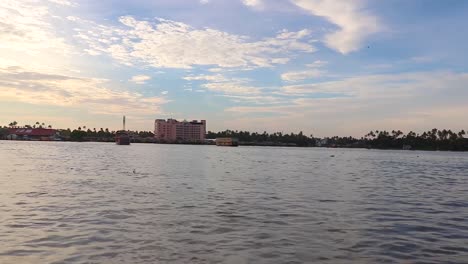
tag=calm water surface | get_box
[1,141,468,263]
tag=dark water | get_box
[1,141,468,264]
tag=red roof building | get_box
[8,128,58,140]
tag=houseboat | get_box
[116,116,130,145]
[216,137,239,147]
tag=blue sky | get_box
[1,0,467,136]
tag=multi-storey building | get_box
[154,119,206,142]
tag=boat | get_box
[216,137,239,147]
[116,116,130,145]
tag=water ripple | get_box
[0,142,468,263]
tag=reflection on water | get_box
[1,141,468,263]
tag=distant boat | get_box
[216,137,239,147]
[116,131,130,145]
[116,115,130,145]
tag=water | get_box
[1,141,468,264]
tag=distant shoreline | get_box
[2,139,467,152]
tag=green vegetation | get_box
[208,129,467,150]
[62,127,155,142]
[322,129,468,151]
[3,121,467,150]
[0,127,9,139]
[207,130,315,146]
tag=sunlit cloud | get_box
[281,68,325,82]
[0,67,168,116]
[70,16,316,69]
[130,74,151,84]
[241,0,264,9]
[226,71,468,135]
[290,0,381,53]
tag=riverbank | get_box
[2,138,467,151]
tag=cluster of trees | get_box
[3,121,467,150]
[60,127,155,142]
[363,129,467,151]
[59,127,115,141]
[320,129,467,151]
[207,128,467,150]
[8,121,52,129]
[2,121,155,142]
[207,130,316,146]
[0,127,9,138]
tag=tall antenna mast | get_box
[123,115,126,131]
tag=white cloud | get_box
[218,94,283,104]
[291,0,380,54]
[306,60,327,67]
[47,0,76,7]
[130,74,151,84]
[0,0,74,72]
[70,16,316,69]
[226,71,468,136]
[183,74,228,82]
[281,68,324,82]
[242,0,264,8]
[184,74,261,95]
[208,68,224,73]
[203,81,261,94]
[0,67,168,116]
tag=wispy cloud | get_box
[184,74,262,95]
[70,16,316,69]
[130,74,151,84]
[47,0,77,7]
[281,69,325,82]
[0,0,74,72]
[226,71,468,136]
[291,0,381,54]
[0,67,167,116]
[241,0,264,9]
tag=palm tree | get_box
[458,130,466,138]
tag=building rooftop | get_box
[8,128,57,137]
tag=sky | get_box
[1,0,467,136]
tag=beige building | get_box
[154,119,206,142]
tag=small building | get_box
[7,128,59,141]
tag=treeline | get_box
[0,122,155,142]
[207,130,316,146]
[322,129,468,151]
[59,127,154,142]
[3,121,467,150]
[207,129,467,150]
[7,121,53,129]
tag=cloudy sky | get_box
[1,0,467,136]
